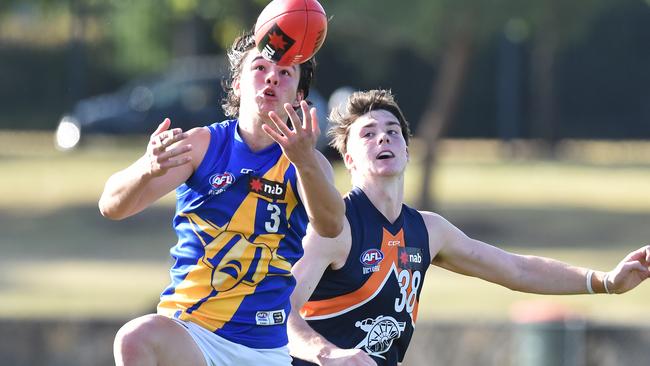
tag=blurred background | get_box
[1,0,649,365]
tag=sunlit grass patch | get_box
[0,260,169,319]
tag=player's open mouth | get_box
[376,151,394,160]
[262,88,276,97]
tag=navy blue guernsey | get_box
[294,187,431,365]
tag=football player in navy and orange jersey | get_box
[99,32,344,366]
[288,89,650,366]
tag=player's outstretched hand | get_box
[320,348,376,366]
[606,245,650,294]
[145,118,192,177]
[263,100,320,166]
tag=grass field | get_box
[1,131,649,323]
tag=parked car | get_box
[55,56,330,151]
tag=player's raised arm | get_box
[99,120,208,220]
[265,101,344,237]
[426,211,650,295]
[288,222,375,365]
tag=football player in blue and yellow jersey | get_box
[99,32,344,366]
[288,89,650,365]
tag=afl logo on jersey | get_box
[360,249,384,266]
[360,249,384,274]
[209,172,234,195]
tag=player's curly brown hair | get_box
[221,31,316,118]
[328,89,411,156]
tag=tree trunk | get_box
[417,19,473,210]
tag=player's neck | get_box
[237,113,276,152]
[355,175,404,224]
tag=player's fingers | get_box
[262,123,287,145]
[151,127,176,149]
[159,144,192,161]
[268,110,292,136]
[159,156,192,170]
[623,261,649,274]
[310,106,320,136]
[299,100,312,132]
[360,352,376,365]
[284,103,303,133]
[626,245,650,264]
[161,130,188,149]
[152,118,171,137]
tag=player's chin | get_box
[256,100,281,116]
[372,166,404,177]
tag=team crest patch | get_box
[398,247,423,270]
[354,315,406,359]
[249,176,286,200]
[360,248,383,274]
[209,172,234,195]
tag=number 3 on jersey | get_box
[265,203,281,233]
[395,269,421,313]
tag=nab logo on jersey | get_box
[209,172,235,195]
[249,176,286,200]
[398,247,424,270]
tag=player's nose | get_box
[265,70,279,86]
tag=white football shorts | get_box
[171,318,292,366]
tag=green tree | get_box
[102,0,267,75]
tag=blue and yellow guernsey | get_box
[157,119,308,349]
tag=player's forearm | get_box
[510,254,608,294]
[98,156,153,220]
[295,158,344,238]
[287,313,340,364]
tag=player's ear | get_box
[232,77,241,97]
[292,90,305,108]
[343,152,354,170]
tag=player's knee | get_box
[114,314,163,364]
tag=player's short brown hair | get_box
[328,89,410,156]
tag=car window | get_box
[151,80,180,109]
[128,86,155,112]
[180,82,213,111]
